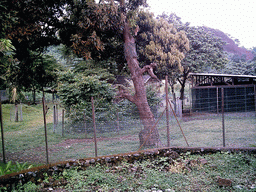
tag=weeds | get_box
[0,161,33,176]
[15,152,255,191]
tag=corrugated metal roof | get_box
[189,73,256,79]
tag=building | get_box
[190,73,256,112]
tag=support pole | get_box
[165,75,170,147]
[168,99,189,147]
[56,104,58,125]
[221,88,226,147]
[254,85,256,116]
[15,104,18,122]
[53,105,56,133]
[62,109,65,137]
[0,96,6,163]
[216,87,219,114]
[91,97,98,157]
[42,97,49,164]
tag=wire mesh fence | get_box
[0,90,255,165]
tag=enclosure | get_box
[190,73,256,112]
[0,77,255,166]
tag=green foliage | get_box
[58,70,115,121]
[221,53,256,76]
[136,10,190,78]
[30,152,256,191]
[0,161,33,176]
[14,181,40,192]
[0,161,12,176]
[0,39,16,89]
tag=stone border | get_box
[1,147,256,190]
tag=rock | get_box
[200,158,208,165]
[216,177,232,187]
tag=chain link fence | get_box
[0,90,255,165]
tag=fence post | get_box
[62,109,65,137]
[91,97,98,157]
[165,75,170,147]
[15,104,18,122]
[53,105,56,133]
[0,95,6,163]
[42,97,49,164]
[254,85,256,116]
[221,88,226,147]
[216,87,219,114]
[56,104,58,125]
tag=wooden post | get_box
[62,109,65,137]
[91,97,98,157]
[15,104,18,122]
[165,75,170,147]
[221,88,226,147]
[56,104,58,125]
[254,85,256,116]
[20,103,23,121]
[42,97,49,164]
[53,105,56,133]
[0,96,6,163]
[216,87,219,114]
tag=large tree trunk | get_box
[122,23,160,147]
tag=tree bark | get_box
[122,23,160,147]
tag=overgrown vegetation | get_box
[0,161,33,176]
[10,152,256,191]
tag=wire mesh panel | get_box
[0,91,255,165]
[192,86,255,112]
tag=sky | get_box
[147,0,256,49]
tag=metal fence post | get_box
[0,95,6,163]
[53,105,56,133]
[42,97,49,164]
[165,75,170,147]
[221,88,226,147]
[62,109,65,137]
[91,97,98,157]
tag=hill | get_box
[203,27,254,60]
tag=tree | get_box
[58,70,115,122]
[3,0,69,95]
[161,13,228,106]
[136,11,189,109]
[119,3,190,146]
[60,1,190,146]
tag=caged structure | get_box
[189,73,256,113]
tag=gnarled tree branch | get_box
[115,85,135,103]
[140,62,160,82]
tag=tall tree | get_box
[161,13,228,105]
[3,0,69,94]
[60,1,189,146]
